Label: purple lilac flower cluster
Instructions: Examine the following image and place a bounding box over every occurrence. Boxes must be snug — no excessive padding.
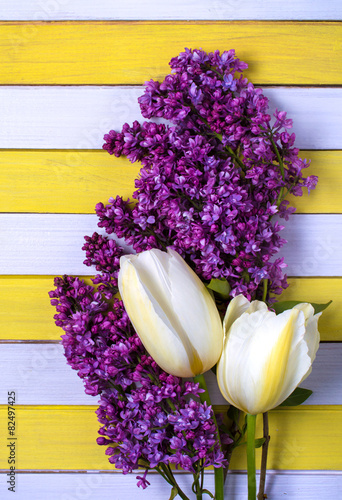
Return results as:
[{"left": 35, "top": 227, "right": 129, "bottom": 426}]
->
[
  {"left": 101, "top": 48, "right": 317, "bottom": 300},
  {"left": 50, "top": 267, "right": 228, "bottom": 487},
  {"left": 83, "top": 232, "right": 123, "bottom": 299},
  {"left": 50, "top": 48, "right": 317, "bottom": 490}
]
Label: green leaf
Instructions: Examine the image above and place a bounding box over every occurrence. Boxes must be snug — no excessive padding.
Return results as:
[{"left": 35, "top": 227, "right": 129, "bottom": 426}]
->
[
  {"left": 235, "top": 437, "right": 265, "bottom": 448},
  {"left": 312, "top": 300, "right": 333, "bottom": 314},
  {"left": 279, "top": 387, "right": 313, "bottom": 407},
  {"left": 168, "top": 486, "right": 178, "bottom": 500},
  {"left": 207, "top": 278, "right": 231, "bottom": 299},
  {"left": 273, "top": 300, "right": 332, "bottom": 315},
  {"left": 254, "top": 437, "right": 266, "bottom": 448}
]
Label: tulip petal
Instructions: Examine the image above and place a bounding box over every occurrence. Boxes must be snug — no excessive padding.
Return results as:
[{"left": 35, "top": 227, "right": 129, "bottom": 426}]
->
[
  {"left": 223, "top": 295, "right": 267, "bottom": 336},
  {"left": 270, "top": 309, "right": 313, "bottom": 408},
  {"left": 294, "top": 303, "right": 321, "bottom": 362},
  {"left": 119, "top": 256, "right": 197, "bottom": 377},
  {"left": 218, "top": 308, "right": 265, "bottom": 413},
  {"left": 166, "top": 249, "right": 223, "bottom": 374},
  {"left": 223, "top": 295, "right": 250, "bottom": 336},
  {"left": 119, "top": 249, "right": 224, "bottom": 377},
  {"left": 218, "top": 307, "right": 313, "bottom": 414}
]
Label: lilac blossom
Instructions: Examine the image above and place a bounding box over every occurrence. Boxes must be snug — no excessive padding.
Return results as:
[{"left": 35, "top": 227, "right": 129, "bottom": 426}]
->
[
  {"left": 50, "top": 274, "right": 228, "bottom": 486},
  {"left": 51, "top": 48, "right": 318, "bottom": 492},
  {"left": 101, "top": 48, "right": 317, "bottom": 301}
]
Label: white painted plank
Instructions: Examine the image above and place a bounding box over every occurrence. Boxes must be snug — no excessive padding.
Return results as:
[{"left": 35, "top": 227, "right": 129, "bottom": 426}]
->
[
  {"left": 0, "top": 471, "right": 342, "bottom": 499},
  {"left": 1, "top": 0, "right": 341, "bottom": 20},
  {"left": 0, "top": 214, "right": 129, "bottom": 275},
  {"left": 0, "top": 214, "right": 341, "bottom": 276},
  {"left": 1, "top": 86, "right": 341, "bottom": 149},
  {"left": 0, "top": 344, "right": 94, "bottom": 406},
  {"left": 278, "top": 214, "right": 342, "bottom": 277},
  {"left": 0, "top": 343, "right": 339, "bottom": 405}
]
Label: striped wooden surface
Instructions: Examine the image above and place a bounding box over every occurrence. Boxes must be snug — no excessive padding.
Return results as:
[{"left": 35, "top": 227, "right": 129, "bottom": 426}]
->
[
  {"left": 1, "top": 1, "right": 342, "bottom": 498},
  {"left": 0, "top": 405, "right": 341, "bottom": 470},
  {"left": 0, "top": 343, "right": 340, "bottom": 405},
  {"left": 1, "top": 276, "right": 341, "bottom": 341},
  {"left": 2, "top": 87, "right": 341, "bottom": 149},
  {"left": 0, "top": 149, "right": 341, "bottom": 214},
  {"left": 2, "top": 1, "right": 342, "bottom": 21},
  {"left": 1, "top": 472, "right": 342, "bottom": 500},
  {"left": 1, "top": 214, "right": 342, "bottom": 277},
  {"left": 1, "top": 22, "right": 341, "bottom": 85}
]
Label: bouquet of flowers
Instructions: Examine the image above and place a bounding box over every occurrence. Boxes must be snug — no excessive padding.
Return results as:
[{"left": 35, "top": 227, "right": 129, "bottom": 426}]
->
[{"left": 50, "top": 48, "right": 328, "bottom": 499}]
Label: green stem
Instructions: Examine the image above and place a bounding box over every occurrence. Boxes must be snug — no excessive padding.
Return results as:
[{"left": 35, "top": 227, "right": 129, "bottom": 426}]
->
[
  {"left": 189, "top": 104, "right": 246, "bottom": 172},
  {"left": 269, "top": 136, "right": 284, "bottom": 179},
  {"left": 193, "top": 474, "right": 203, "bottom": 500},
  {"left": 246, "top": 414, "right": 257, "bottom": 500},
  {"left": 269, "top": 134, "right": 286, "bottom": 207},
  {"left": 194, "top": 374, "right": 224, "bottom": 500},
  {"left": 257, "top": 412, "right": 270, "bottom": 500},
  {"left": 200, "top": 460, "right": 204, "bottom": 491},
  {"left": 215, "top": 132, "right": 245, "bottom": 170},
  {"left": 262, "top": 279, "right": 268, "bottom": 303},
  {"left": 158, "top": 464, "right": 191, "bottom": 500},
  {"left": 214, "top": 467, "right": 224, "bottom": 500}
]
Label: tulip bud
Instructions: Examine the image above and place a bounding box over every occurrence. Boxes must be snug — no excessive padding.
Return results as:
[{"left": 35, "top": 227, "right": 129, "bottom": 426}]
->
[
  {"left": 118, "top": 248, "right": 224, "bottom": 377},
  {"left": 217, "top": 295, "right": 321, "bottom": 415}
]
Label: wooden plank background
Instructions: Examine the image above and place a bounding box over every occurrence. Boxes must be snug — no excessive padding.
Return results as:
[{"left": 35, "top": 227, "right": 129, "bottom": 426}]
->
[{"left": 1, "top": 1, "right": 341, "bottom": 498}]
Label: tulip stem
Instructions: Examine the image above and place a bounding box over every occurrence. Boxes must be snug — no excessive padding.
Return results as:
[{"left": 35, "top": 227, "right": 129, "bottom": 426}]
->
[
  {"left": 257, "top": 412, "right": 270, "bottom": 500},
  {"left": 194, "top": 374, "right": 225, "bottom": 500},
  {"left": 262, "top": 279, "right": 268, "bottom": 303},
  {"left": 246, "top": 413, "right": 257, "bottom": 500}
]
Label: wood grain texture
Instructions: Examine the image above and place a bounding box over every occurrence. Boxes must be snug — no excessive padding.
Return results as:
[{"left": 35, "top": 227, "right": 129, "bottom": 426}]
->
[
  {"left": 1, "top": 471, "right": 342, "bottom": 500},
  {"left": 284, "top": 278, "right": 342, "bottom": 340},
  {"left": 0, "top": 276, "right": 90, "bottom": 341},
  {"left": 2, "top": 87, "right": 341, "bottom": 150},
  {"left": 287, "top": 151, "right": 342, "bottom": 214},
  {"left": 1, "top": 213, "right": 341, "bottom": 277},
  {"left": 0, "top": 0, "right": 340, "bottom": 497},
  {"left": 0, "top": 405, "right": 341, "bottom": 470},
  {"left": 1, "top": 276, "right": 340, "bottom": 341},
  {"left": 0, "top": 150, "right": 338, "bottom": 214},
  {"left": 0, "top": 150, "right": 140, "bottom": 213},
  {"left": 2, "top": 0, "right": 342, "bottom": 21},
  {"left": 1, "top": 22, "right": 342, "bottom": 84},
  {"left": 278, "top": 215, "right": 342, "bottom": 277},
  {"left": 0, "top": 343, "right": 339, "bottom": 405}
]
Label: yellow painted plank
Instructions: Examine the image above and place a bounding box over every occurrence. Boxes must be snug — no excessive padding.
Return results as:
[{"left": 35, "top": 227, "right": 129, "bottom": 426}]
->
[
  {"left": 1, "top": 22, "right": 341, "bottom": 84},
  {"left": 281, "top": 278, "right": 341, "bottom": 340},
  {"left": 0, "top": 405, "right": 340, "bottom": 470},
  {"left": 291, "top": 151, "right": 342, "bottom": 214},
  {"left": 231, "top": 406, "right": 342, "bottom": 470},
  {"left": 0, "top": 151, "right": 139, "bottom": 214},
  {"left": 0, "top": 276, "right": 93, "bottom": 341},
  {"left": 0, "top": 150, "right": 338, "bottom": 214},
  {"left": 1, "top": 276, "right": 341, "bottom": 340}
]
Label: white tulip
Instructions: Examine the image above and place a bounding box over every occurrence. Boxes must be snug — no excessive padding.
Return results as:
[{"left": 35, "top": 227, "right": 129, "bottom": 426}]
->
[
  {"left": 217, "top": 295, "right": 321, "bottom": 415},
  {"left": 118, "top": 248, "right": 224, "bottom": 377}
]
